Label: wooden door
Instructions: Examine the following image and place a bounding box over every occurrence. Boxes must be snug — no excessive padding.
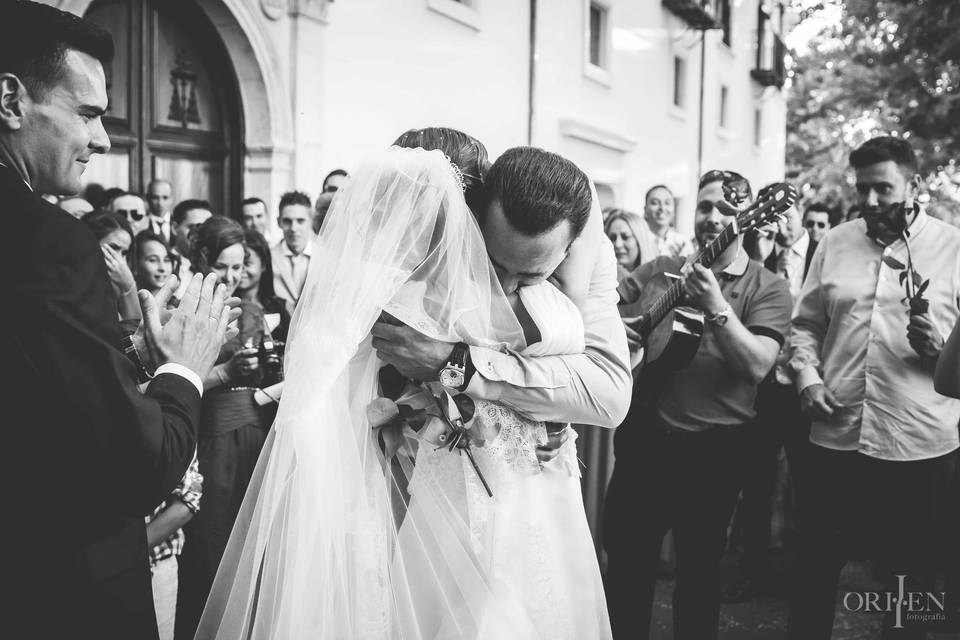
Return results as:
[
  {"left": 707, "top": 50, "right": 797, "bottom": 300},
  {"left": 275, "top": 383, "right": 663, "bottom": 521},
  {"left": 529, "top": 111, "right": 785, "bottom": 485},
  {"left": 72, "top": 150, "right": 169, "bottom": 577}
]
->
[{"left": 83, "top": 0, "right": 243, "bottom": 217}]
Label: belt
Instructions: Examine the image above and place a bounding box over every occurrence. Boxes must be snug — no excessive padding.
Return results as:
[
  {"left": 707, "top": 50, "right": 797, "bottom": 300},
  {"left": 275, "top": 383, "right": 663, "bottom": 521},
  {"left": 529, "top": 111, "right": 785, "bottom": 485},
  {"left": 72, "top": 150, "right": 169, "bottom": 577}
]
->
[{"left": 200, "top": 387, "right": 265, "bottom": 437}]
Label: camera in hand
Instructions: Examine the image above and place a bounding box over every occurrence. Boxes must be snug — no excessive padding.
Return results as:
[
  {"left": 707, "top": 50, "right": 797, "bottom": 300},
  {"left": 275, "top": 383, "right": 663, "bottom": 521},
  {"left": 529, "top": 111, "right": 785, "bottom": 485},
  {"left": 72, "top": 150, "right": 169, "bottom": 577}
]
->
[
  {"left": 243, "top": 334, "right": 284, "bottom": 387},
  {"left": 259, "top": 335, "right": 284, "bottom": 387}
]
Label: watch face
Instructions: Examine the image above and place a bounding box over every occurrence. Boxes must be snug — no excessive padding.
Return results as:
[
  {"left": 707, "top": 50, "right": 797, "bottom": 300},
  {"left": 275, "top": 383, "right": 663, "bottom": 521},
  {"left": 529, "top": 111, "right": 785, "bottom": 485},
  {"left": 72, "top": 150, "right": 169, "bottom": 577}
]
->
[{"left": 440, "top": 368, "right": 464, "bottom": 389}]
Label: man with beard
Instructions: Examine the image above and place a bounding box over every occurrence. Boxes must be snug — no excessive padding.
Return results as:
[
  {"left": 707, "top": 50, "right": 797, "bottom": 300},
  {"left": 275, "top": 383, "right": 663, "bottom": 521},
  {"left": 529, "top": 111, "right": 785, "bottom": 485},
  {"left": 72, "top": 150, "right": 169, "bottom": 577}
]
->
[
  {"left": 604, "top": 170, "right": 792, "bottom": 639},
  {"left": 788, "top": 136, "right": 960, "bottom": 639}
]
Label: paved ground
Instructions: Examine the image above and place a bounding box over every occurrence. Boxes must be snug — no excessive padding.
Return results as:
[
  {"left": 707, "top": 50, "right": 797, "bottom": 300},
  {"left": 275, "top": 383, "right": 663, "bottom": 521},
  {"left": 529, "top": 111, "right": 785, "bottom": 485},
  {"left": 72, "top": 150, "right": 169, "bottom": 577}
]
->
[{"left": 646, "top": 555, "right": 960, "bottom": 639}]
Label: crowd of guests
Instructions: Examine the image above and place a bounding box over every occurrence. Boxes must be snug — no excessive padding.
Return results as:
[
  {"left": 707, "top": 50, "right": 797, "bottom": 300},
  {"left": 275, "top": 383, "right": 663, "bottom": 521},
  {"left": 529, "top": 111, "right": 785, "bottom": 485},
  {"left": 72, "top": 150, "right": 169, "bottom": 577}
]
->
[
  {"left": 601, "top": 137, "right": 960, "bottom": 639},
  {"left": 53, "top": 135, "right": 960, "bottom": 640},
  {"left": 51, "top": 170, "right": 346, "bottom": 640}
]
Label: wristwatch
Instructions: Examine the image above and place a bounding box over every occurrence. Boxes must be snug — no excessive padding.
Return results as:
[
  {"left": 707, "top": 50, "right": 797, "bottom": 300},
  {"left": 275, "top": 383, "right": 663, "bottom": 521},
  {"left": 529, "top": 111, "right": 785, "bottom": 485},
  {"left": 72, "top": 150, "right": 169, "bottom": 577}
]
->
[
  {"left": 705, "top": 303, "right": 733, "bottom": 328},
  {"left": 120, "top": 333, "right": 155, "bottom": 384},
  {"left": 439, "top": 342, "right": 473, "bottom": 392}
]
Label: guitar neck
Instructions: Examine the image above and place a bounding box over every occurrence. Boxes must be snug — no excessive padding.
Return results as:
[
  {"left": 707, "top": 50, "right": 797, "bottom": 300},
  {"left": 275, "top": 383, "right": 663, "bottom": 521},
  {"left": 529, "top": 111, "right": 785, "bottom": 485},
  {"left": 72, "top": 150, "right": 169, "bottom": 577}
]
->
[{"left": 639, "top": 223, "right": 738, "bottom": 338}]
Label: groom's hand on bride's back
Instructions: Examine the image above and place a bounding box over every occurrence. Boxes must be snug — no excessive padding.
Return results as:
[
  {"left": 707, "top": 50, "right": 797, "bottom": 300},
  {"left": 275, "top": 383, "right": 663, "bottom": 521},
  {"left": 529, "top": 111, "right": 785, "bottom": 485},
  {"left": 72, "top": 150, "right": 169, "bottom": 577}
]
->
[
  {"left": 371, "top": 320, "right": 454, "bottom": 381},
  {"left": 536, "top": 424, "right": 571, "bottom": 463},
  {"left": 139, "top": 273, "right": 239, "bottom": 381}
]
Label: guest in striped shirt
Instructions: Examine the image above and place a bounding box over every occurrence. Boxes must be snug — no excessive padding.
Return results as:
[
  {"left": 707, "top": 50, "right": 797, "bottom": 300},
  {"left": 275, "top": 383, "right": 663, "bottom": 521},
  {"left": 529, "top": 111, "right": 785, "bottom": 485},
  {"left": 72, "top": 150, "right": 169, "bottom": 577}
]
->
[{"left": 146, "top": 456, "right": 202, "bottom": 640}]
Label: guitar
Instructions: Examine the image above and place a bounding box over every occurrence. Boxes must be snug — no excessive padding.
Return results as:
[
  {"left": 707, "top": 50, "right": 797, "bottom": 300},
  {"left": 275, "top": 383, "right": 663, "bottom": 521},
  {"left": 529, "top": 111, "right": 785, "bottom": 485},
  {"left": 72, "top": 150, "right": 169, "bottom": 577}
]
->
[{"left": 620, "top": 182, "right": 798, "bottom": 375}]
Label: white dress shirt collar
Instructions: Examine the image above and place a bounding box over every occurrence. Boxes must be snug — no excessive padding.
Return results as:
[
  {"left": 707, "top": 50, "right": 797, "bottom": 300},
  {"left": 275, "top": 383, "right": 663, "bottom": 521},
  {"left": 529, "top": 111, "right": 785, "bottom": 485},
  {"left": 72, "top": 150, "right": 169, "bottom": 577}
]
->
[
  {"left": 281, "top": 238, "right": 314, "bottom": 258},
  {"left": 0, "top": 159, "right": 33, "bottom": 192}
]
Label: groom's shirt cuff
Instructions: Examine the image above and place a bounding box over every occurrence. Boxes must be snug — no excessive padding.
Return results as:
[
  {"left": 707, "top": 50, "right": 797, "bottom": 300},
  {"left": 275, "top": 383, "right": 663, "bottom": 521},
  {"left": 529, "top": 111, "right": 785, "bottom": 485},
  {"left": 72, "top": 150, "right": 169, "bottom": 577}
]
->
[{"left": 155, "top": 363, "right": 204, "bottom": 397}]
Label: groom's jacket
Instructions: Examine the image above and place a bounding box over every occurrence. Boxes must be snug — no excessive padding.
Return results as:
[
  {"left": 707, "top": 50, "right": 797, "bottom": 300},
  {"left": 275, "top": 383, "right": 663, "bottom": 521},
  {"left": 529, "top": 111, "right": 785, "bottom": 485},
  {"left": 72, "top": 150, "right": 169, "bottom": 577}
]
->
[{"left": 0, "top": 164, "right": 201, "bottom": 639}]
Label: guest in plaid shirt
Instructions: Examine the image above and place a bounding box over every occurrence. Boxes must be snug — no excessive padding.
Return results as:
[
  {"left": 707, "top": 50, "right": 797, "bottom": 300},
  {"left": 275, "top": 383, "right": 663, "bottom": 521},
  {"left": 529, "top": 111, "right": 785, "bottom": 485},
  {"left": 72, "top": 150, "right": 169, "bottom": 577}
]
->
[{"left": 145, "top": 456, "right": 202, "bottom": 640}]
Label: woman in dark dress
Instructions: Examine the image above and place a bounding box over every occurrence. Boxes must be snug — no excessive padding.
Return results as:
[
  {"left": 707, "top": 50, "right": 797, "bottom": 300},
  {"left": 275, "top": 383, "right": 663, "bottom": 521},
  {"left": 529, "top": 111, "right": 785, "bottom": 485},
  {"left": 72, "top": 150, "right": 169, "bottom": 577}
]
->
[{"left": 175, "top": 218, "right": 282, "bottom": 639}]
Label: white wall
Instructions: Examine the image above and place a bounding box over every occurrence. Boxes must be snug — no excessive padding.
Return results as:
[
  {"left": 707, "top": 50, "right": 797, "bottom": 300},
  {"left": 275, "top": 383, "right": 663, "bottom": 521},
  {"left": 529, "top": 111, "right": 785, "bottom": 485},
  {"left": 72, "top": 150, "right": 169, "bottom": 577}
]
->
[
  {"left": 310, "top": 0, "right": 531, "bottom": 194},
  {"left": 57, "top": 0, "right": 787, "bottom": 227},
  {"left": 533, "top": 0, "right": 787, "bottom": 236}
]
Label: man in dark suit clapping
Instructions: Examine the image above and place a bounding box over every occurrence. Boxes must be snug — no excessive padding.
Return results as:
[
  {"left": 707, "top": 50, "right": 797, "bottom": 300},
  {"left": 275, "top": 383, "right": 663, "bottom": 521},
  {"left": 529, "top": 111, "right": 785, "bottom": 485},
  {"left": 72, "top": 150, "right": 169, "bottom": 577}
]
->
[{"left": 0, "top": 3, "right": 235, "bottom": 638}]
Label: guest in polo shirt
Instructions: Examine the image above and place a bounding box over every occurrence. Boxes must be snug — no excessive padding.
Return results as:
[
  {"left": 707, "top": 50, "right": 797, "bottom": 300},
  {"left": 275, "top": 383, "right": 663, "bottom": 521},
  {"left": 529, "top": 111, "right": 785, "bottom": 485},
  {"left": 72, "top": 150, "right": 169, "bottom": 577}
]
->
[
  {"left": 604, "top": 171, "right": 792, "bottom": 639},
  {"left": 788, "top": 136, "right": 960, "bottom": 639}
]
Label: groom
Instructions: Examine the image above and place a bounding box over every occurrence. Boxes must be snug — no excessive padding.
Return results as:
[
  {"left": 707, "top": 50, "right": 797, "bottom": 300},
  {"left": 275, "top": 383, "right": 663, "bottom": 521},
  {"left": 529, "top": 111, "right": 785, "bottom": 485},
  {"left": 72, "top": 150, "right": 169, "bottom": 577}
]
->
[{"left": 372, "top": 145, "right": 631, "bottom": 443}]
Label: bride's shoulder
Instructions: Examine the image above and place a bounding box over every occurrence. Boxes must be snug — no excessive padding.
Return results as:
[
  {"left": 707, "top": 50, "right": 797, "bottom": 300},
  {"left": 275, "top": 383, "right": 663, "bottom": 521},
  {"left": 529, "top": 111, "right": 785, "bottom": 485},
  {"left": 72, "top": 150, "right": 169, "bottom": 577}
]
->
[
  {"left": 522, "top": 280, "right": 577, "bottom": 311},
  {"left": 518, "top": 282, "right": 584, "bottom": 355}
]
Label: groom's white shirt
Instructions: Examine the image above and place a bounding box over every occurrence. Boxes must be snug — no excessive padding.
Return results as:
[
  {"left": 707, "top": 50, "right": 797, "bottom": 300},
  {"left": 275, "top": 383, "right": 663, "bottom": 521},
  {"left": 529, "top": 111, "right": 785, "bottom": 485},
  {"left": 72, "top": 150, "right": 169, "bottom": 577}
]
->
[{"left": 466, "top": 235, "right": 630, "bottom": 427}]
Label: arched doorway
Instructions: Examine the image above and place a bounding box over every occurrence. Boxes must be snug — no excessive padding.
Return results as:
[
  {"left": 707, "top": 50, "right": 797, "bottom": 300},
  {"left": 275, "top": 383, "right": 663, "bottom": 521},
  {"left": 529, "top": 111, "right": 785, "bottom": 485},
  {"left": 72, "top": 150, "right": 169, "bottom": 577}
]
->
[{"left": 82, "top": 0, "right": 243, "bottom": 217}]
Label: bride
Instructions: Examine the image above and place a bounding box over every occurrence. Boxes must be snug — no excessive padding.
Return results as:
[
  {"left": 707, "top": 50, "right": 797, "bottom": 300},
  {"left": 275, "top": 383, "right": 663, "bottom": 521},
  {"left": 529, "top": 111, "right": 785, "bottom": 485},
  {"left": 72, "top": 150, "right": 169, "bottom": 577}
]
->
[{"left": 195, "top": 144, "right": 611, "bottom": 639}]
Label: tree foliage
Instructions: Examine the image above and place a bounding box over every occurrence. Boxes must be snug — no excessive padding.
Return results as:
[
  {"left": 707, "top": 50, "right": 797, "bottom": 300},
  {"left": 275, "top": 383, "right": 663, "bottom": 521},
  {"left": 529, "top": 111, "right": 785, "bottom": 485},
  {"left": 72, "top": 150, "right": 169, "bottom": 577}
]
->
[{"left": 787, "top": 0, "right": 960, "bottom": 211}]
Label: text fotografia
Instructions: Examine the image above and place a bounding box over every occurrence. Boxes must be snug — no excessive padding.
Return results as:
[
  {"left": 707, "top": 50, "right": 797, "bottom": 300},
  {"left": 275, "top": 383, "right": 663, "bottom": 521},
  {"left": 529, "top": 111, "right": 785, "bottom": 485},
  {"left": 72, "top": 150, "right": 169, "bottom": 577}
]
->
[{"left": 843, "top": 576, "right": 947, "bottom": 627}]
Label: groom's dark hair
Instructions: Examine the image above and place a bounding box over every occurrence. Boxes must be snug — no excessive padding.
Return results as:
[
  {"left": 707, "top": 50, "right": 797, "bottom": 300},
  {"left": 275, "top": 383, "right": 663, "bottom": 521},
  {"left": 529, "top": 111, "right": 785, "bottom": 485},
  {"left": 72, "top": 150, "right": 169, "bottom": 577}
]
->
[{"left": 481, "top": 147, "right": 591, "bottom": 238}]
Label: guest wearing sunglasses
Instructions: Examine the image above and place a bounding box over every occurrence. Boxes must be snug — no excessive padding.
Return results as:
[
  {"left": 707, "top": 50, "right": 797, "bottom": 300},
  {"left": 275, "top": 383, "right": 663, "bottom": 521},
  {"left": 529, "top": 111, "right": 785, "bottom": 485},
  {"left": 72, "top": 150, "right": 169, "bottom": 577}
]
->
[
  {"left": 802, "top": 202, "right": 832, "bottom": 243},
  {"left": 605, "top": 170, "right": 792, "bottom": 639},
  {"left": 110, "top": 192, "right": 149, "bottom": 235}
]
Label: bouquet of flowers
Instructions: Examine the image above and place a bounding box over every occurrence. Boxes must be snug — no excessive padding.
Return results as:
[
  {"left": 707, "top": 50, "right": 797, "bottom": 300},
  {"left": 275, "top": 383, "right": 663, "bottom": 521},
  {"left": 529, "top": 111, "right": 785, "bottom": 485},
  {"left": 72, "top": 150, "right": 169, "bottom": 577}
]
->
[{"left": 366, "top": 364, "right": 493, "bottom": 497}]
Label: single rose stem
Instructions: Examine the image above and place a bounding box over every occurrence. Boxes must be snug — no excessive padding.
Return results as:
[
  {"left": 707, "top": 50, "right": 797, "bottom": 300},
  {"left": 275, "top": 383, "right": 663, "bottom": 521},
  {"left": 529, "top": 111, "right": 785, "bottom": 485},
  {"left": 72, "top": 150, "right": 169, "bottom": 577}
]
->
[{"left": 463, "top": 446, "right": 493, "bottom": 497}]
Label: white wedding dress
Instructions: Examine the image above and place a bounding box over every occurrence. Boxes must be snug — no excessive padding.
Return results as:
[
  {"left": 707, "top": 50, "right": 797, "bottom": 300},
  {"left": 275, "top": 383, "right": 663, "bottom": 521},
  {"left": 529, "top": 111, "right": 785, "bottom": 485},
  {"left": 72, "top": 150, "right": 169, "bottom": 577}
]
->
[
  {"left": 195, "top": 147, "right": 610, "bottom": 639},
  {"left": 395, "top": 282, "right": 611, "bottom": 640}
]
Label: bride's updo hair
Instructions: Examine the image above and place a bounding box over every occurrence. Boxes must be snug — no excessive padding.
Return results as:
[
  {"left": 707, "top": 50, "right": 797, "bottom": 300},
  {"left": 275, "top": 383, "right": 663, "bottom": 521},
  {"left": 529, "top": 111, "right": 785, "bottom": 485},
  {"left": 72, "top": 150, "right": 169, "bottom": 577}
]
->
[{"left": 393, "top": 127, "right": 489, "bottom": 215}]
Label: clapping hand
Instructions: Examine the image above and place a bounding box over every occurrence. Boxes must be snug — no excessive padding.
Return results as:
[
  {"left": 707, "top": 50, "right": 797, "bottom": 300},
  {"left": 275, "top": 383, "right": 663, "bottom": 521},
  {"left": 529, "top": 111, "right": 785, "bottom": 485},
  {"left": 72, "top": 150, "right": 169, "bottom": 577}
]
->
[
  {"left": 135, "top": 273, "right": 241, "bottom": 380},
  {"left": 101, "top": 244, "right": 136, "bottom": 295}
]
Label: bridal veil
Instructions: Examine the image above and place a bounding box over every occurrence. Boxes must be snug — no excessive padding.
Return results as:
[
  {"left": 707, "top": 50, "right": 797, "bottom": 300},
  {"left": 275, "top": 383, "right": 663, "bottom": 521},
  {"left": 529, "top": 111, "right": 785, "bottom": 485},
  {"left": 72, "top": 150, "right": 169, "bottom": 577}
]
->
[{"left": 196, "top": 147, "right": 526, "bottom": 639}]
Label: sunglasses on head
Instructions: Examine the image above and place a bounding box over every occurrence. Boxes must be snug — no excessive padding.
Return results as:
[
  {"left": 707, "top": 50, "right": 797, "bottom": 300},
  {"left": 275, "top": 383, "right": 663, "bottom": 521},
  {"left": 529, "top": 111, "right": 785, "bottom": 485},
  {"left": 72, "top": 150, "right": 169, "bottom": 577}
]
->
[
  {"left": 804, "top": 220, "right": 827, "bottom": 229},
  {"left": 117, "top": 209, "right": 145, "bottom": 221},
  {"left": 699, "top": 170, "right": 751, "bottom": 205}
]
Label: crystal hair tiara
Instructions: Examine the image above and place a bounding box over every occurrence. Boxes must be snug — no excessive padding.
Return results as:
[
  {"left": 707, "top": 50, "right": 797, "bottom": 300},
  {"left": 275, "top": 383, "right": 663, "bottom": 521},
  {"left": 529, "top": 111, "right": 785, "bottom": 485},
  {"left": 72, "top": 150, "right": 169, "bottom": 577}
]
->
[{"left": 445, "top": 155, "right": 468, "bottom": 193}]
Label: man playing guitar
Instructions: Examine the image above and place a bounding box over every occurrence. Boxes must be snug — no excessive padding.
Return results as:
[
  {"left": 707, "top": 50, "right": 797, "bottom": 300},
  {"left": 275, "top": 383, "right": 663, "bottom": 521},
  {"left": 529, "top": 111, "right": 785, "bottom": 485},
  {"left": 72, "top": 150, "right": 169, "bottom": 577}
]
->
[{"left": 603, "top": 171, "right": 793, "bottom": 640}]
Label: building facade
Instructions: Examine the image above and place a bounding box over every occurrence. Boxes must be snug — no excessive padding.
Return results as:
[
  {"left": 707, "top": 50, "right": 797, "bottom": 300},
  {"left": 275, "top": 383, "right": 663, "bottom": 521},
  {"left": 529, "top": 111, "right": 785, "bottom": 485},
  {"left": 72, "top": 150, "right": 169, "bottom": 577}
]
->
[{"left": 54, "top": 0, "right": 788, "bottom": 230}]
